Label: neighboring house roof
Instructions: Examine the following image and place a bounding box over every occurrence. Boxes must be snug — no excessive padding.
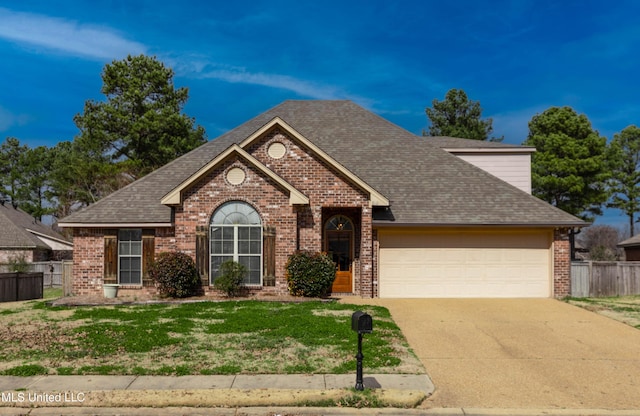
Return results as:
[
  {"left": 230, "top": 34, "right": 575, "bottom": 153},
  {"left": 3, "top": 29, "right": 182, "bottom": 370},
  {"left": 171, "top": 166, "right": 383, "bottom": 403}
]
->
[
  {"left": 427, "top": 136, "right": 536, "bottom": 156},
  {"left": 0, "top": 203, "right": 72, "bottom": 250},
  {"left": 59, "top": 100, "right": 585, "bottom": 228},
  {"left": 426, "top": 136, "right": 535, "bottom": 151},
  {"left": 618, "top": 235, "right": 640, "bottom": 248}
]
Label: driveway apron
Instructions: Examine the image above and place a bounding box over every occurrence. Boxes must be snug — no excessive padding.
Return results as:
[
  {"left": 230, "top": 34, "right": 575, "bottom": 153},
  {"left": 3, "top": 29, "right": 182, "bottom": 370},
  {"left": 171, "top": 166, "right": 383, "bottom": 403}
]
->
[{"left": 343, "top": 298, "right": 640, "bottom": 410}]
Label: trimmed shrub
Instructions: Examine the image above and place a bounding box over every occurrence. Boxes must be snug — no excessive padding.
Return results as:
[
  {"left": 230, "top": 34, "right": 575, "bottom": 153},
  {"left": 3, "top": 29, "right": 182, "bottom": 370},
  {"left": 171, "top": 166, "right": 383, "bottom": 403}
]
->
[
  {"left": 148, "top": 252, "right": 200, "bottom": 298},
  {"left": 213, "top": 260, "right": 247, "bottom": 297},
  {"left": 286, "top": 251, "right": 336, "bottom": 297}
]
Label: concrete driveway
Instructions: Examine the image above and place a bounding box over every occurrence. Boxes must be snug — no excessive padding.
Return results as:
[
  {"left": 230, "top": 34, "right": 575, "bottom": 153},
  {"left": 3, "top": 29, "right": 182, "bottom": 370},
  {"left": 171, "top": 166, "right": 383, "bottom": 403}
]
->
[{"left": 344, "top": 298, "right": 640, "bottom": 410}]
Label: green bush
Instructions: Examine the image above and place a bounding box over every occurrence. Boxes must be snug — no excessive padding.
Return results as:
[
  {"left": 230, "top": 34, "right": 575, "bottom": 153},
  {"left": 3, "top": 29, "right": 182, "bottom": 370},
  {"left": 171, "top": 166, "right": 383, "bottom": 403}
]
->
[
  {"left": 213, "top": 260, "right": 247, "bottom": 297},
  {"left": 286, "top": 251, "right": 336, "bottom": 297},
  {"left": 148, "top": 252, "right": 201, "bottom": 298},
  {"left": 7, "top": 254, "right": 29, "bottom": 273}
]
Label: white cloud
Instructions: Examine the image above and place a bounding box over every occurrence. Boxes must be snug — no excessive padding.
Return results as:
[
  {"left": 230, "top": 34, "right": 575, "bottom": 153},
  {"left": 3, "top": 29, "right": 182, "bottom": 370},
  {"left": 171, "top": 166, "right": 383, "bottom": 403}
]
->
[
  {"left": 0, "top": 105, "right": 30, "bottom": 132},
  {"left": 0, "top": 7, "right": 146, "bottom": 60},
  {"left": 175, "top": 58, "right": 375, "bottom": 106},
  {"left": 203, "top": 68, "right": 343, "bottom": 100}
]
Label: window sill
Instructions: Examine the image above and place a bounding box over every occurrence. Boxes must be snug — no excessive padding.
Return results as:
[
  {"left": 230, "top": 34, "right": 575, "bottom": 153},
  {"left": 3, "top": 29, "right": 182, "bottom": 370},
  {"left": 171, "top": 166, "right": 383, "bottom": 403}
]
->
[{"left": 117, "top": 284, "right": 143, "bottom": 289}]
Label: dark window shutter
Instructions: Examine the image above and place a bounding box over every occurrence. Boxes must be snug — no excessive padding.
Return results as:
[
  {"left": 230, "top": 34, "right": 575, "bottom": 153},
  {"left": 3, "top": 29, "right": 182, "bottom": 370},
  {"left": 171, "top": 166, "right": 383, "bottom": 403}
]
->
[
  {"left": 264, "top": 226, "right": 276, "bottom": 286},
  {"left": 196, "top": 226, "right": 209, "bottom": 284},
  {"left": 142, "top": 229, "right": 155, "bottom": 286},
  {"left": 104, "top": 231, "right": 117, "bottom": 284}
]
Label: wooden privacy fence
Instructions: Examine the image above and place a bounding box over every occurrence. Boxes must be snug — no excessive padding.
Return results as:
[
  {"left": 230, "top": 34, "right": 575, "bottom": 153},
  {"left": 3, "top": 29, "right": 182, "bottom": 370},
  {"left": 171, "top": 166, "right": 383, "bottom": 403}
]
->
[
  {"left": 571, "top": 261, "right": 640, "bottom": 297},
  {"left": 0, "top": 272, "right": 44, "bottom": 302},
  {"left": 0, "top": 261, "right": 72, "bottom": 295}
]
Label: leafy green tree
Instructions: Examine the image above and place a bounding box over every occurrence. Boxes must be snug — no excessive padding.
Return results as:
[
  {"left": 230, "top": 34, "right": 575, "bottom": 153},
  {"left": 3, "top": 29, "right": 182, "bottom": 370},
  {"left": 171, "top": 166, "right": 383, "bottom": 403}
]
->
[
  {"left": 73, "top": 54, "right": 206, "bottom": 179},
  {"left": 425, "top": 88, "right": 503, "bottom": 141},
  {"left": 48, "top": 140, "right": 127, "bottom": 219},
  {"left": 524, "top": 106, "right": 608, "bottom": 222},
  {"left": 607, "top": 125, "right": 640, "bottom": 236},
  {"left": 17, "top": 145, "right": 55, "bottom": 221},
  {"left": 0, "top": 137, "right": 28, "bottom": 206}
]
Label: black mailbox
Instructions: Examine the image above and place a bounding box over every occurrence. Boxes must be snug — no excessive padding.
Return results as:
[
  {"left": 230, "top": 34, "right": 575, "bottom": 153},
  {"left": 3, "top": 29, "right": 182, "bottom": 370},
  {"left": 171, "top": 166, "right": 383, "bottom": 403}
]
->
[{"left": 351, "top": 311, "right": 373, "bottom": 334}]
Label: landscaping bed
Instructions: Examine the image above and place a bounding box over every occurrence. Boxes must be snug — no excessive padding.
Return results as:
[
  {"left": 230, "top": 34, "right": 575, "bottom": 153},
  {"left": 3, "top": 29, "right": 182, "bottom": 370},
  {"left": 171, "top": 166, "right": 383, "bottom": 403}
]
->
[{"left": 0, "top": 295, "right": 424, "bottom": 377}]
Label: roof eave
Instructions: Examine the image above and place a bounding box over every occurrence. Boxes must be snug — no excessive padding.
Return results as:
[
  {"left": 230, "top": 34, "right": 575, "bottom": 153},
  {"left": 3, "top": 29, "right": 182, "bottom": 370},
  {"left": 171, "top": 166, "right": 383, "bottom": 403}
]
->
[
  {"left": 25, "top": 229, "right": 72, "bottom": 245},
  {"left": 57, "top": 222, "right": 174, "bottom": 228},
  {"left": 443, "top": 147, "right": 536, "bottom": 154},
  {"left": 372, "top": 221, "right": 587, "bottom": 228},
  {"left": 0, "top": 244, "right": 39, "bottom": 249}
]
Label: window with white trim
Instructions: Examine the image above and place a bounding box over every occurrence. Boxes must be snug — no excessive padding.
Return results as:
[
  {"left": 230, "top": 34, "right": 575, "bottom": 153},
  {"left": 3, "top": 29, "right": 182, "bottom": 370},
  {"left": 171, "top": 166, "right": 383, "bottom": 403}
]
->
[
  {"left": 210, "top": 201, "right": 262, "bottom": 285},
  {"left": 118, "top": 229, "right": 142, "bottom": 285}
]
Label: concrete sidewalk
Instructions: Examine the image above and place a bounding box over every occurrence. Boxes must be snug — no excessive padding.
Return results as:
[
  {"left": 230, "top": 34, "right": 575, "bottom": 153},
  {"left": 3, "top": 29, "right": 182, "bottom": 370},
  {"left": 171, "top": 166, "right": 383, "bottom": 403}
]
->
[
  {"left": 0, "top": 373, "right": 433, "bottom": 392},
  {"left": 2, "top": 375, "right": 639, "bottom": 415},
  {"left": 3, "top": 406, "right": 640, "bottom": 416},
  {"left": 0, "top": 374, "right": 432, "bottom": 413}
]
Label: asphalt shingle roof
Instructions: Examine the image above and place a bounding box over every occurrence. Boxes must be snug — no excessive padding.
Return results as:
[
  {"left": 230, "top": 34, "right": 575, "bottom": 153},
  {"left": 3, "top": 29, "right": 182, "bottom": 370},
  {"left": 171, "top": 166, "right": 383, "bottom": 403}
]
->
[
  {"left": 59, "top": 100, "right": 584, "bottom": 227},
  {"left": 0, "top": 203, "right": 70, "bottom": 248},
  {"left": 426, "top": 136, "right": 535, "bottom": 150},
  {"left": 618, "top": 235, "right": 640, "bottom": 247}
]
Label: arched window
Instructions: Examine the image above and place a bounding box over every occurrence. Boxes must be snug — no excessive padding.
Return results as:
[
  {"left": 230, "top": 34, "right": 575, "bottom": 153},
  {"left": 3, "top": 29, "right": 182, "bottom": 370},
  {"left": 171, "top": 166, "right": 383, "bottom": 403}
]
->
[
  {"left": 210, "top": 201, "right": 262, "bottom": 285},
  {"left": 325, "top": 215, "right": 353, "bottom": 231}
]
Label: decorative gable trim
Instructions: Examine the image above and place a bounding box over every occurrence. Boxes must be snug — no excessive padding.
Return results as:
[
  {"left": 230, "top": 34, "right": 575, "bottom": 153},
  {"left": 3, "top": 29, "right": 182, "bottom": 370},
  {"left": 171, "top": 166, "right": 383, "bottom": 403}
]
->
[
  {"left": 161, "top": 144, "right": 309, "bottom": 206},
  {"left": 239, "top": 117, "right": 390, "bottom": 207}
]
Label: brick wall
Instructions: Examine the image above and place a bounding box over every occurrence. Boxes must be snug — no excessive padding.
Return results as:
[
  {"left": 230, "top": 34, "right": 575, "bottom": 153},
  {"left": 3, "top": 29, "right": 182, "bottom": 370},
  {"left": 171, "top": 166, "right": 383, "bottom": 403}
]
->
[
  {"left": 71, "top": 227, "right": 175, "bottom": 296},
  {"left": 71, "top": 228, "right": 106, "bottom": 295},
  {"left": 69, "top": 126, "right": 374, "bottom": 297},
  {"left": 176, "top": 158, "right": 297, "bottom": 295},
  {"left": 246, "top": 129, "right": 372, "bottom": 296},
  {"left": 553, "top": 228, "right": 571, "bottom": 297}
]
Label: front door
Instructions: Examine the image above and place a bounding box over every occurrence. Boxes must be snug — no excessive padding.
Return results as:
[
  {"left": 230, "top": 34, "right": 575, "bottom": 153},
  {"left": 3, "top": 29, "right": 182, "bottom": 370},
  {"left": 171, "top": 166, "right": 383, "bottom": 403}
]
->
[{"left": 326, "top": 230, "right": 353, "bottom": 292}]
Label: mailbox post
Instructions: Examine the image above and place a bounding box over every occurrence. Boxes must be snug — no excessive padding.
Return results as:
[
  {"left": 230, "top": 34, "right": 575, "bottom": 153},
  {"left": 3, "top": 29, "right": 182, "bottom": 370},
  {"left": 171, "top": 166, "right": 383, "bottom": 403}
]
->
[{"left": 351, "top": 311, "right": 373, "bottom": 391}]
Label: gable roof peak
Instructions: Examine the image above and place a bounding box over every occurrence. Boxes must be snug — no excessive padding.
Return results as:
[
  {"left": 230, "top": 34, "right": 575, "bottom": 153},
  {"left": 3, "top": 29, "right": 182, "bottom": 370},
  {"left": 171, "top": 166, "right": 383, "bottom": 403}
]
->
[{"left": 161, "top": 143, "right": 309, "bottom": 206}]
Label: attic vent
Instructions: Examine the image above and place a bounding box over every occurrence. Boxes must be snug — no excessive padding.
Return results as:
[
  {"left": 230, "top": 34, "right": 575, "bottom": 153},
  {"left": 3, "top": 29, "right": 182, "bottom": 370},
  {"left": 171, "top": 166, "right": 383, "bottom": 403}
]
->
[
  {"left": 226, "top": 167, "right": 246, "bottom": 186},
  {"left": 268, "top": 142, "right": 286, "bottom": 159}
]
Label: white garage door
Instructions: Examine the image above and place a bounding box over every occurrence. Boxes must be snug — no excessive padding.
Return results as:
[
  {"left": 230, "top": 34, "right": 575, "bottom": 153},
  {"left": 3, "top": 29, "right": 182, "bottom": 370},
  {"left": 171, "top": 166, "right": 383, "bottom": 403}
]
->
[{"left": 378, "top": 229, "right": 552, "bottom": 298}]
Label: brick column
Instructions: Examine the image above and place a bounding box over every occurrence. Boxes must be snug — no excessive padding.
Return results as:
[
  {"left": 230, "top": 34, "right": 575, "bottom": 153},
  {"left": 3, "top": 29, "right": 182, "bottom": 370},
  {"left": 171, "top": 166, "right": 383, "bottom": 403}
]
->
[
  {"left": 553, "top": 228, "right": 571, "bottom": 298},
  {"left": 359, "top": 206, "right": 373, "bottom": 298}
]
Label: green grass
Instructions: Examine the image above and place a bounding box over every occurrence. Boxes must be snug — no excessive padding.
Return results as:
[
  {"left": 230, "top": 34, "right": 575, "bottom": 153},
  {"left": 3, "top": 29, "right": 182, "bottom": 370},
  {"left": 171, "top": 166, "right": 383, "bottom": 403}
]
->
[
  {"left": 567, "top": 295, "right": 640, "bottom": 329},
  {"left": 43, "top": 288, "right": 63, "bottom": 299},
  {"left": 3, "top": 364, "right": 48, "bottom": 376},
  {"left": 298, "top": 388, "right": 411, "bottom": 408},
  {"left": 0, "top": 300, "right": 423, "bottom": 376}
]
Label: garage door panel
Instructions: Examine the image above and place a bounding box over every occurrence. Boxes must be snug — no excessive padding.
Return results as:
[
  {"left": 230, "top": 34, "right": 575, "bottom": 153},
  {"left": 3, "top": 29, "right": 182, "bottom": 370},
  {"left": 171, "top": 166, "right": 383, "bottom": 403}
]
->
[{"left": 379, "top": 230, "right": 551, "bottom": 298}]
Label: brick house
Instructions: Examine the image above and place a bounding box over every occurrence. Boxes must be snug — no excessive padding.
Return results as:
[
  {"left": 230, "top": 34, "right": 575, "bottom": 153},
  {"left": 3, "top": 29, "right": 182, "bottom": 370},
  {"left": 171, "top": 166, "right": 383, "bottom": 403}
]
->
[{"left": 58, "top": 100, "right": 584, "bottom": 298}]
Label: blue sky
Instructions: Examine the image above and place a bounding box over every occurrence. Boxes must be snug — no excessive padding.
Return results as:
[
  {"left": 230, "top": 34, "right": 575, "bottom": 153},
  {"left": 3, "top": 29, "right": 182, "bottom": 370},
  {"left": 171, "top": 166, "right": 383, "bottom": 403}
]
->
[{"left": 1, "top": 1, "right": 639, "bottom": 229}]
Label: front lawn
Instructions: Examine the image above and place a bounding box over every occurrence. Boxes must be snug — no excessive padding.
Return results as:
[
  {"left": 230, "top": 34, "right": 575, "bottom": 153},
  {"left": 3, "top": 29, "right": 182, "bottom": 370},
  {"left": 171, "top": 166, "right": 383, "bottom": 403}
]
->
[
  {"left": 567, "top": 295, "right": 640, "bottom": 329},
  {"left": 0, "top": 299, "right": 423, "bottom": 376}
]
